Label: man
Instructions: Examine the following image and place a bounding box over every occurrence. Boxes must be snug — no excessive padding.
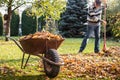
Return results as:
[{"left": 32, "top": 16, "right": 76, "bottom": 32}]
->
[{"left": 78, "top": 0, "right": 107, "bottom": 53}]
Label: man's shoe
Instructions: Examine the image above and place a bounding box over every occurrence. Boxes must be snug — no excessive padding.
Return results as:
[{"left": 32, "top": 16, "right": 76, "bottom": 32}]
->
[
  {"left": 78, "top": 51, "right": 82, "bottom": 54},
  {"left": 78, "top": 49, "right": 83, "bottom": 53},
  {"left": 76, "top": 51, "right": 82, "bottom": 57}
]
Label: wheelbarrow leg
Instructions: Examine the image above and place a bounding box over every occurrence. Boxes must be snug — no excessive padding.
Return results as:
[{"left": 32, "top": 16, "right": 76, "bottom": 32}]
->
[
  {"left": 24, "top": 54, "right": 31, "bottom": 69},
  {"left": 21, "top": 53, "right": 31, "bottom": 69},
  {"left": 21, "top": 53, "right": 25, "bottom": 69}
]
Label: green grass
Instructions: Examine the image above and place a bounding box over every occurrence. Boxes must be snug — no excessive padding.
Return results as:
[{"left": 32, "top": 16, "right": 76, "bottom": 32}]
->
[
  {"left": 0, "top": 36, "right": 120, "bottom": 80},
  {"left": 58, "top": 38, "right": 120, "bottom": 54}
]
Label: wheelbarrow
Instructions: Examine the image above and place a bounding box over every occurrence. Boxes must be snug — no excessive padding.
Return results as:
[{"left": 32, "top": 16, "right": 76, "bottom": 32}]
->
[{"left": 7, "top": 37, "right": 64, "bottom": 78}]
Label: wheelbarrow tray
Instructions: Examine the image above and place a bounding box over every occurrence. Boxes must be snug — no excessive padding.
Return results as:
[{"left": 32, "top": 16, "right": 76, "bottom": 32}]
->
[{"left": 19, "top": 38, "right": 64, "bottom": 55}]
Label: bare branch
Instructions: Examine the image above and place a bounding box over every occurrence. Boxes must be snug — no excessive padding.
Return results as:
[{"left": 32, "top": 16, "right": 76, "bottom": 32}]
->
[{"left": 12, "top": 2, "right": 25, "bottom": 12}]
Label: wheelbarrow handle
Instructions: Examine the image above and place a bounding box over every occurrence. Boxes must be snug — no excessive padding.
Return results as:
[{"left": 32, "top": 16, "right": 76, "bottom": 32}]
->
[{"left": 7, "top": 37, "right": 24, "bottom": 52}]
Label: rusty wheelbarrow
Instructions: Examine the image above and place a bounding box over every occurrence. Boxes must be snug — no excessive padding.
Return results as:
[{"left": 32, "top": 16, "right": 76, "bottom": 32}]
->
[{"left": 8, "top": 37, "right": 64, "bottom": 78}]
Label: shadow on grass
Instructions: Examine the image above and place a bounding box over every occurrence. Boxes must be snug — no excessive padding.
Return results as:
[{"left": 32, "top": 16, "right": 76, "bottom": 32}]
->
[
  {"left": 0, "top": 59, "right": 21, "bottom": 64},
  {"left": 0, "top": 57, "right": 39, "bottom": 64},
  {"left": 0, "top": 58, "right": 48, "bottom": 80},
  {"left": 0, "top": 74, "right": 47, "bottom": 80}
]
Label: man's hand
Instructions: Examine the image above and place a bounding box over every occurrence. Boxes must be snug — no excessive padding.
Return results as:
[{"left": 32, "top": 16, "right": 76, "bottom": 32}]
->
[{"left": 101, "top": 20, "right": 107, "bottom": 26}]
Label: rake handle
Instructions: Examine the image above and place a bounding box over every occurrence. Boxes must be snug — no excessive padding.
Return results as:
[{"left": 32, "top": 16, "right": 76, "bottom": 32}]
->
[{"left": 102, "top": 2, "right": 107, "bottom": 51}]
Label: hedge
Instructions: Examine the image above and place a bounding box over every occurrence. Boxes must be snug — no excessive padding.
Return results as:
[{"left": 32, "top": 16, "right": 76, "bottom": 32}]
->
[
  {"left": 10, "top": 11, "right": 20, "bottom": 36},
  {"left": 21, "top": 8, "right": 37, "bottom": 35},
  {"left": 38, "top": 15, "right": 45, "bottom": 31},
  {"left": 0, "top": 13, "right": 3, "bottom": 36},
  {"left": 107, "top": 12, "right": 120, "bottom": 38}
]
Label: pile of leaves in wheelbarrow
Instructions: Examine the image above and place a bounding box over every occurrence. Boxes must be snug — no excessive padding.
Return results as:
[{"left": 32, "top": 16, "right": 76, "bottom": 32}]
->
[
  {"left": 19, "top": 31, "right": 63, "bottom": 41},
  {"left": 60, "top": 46, "right": 120, "bottom": 79}
]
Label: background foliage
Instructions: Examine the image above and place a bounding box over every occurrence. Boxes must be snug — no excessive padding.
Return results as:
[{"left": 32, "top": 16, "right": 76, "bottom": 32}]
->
[
  {"left": 10, "top": 11, "right": 20, "bottom": 36},
  {"left": 32, "top": 0, "right": 66, "bottom": 31},
  {"left": 21, "top": 8, "right": 37, "bottom": 35},
  {"left": 106, "top": 0, "right": 120, "bottom": 39},
  {"left": 0, "top": 0, "right": 120, "bottom": 39},
  {"left": 0, "top": 13, "right": 3, "bottom": 36},
  {"left": 107, "top": 13, "right": 120, "bottom": 38},
  {"left": 59, "top": 0, "right": 87, "bottom": 38},
  {"left": 38, "top": 16, "right": 45, "bottom": 31},
  {"left": 0, "top": 0, "right": 27, "bottom": 41}
]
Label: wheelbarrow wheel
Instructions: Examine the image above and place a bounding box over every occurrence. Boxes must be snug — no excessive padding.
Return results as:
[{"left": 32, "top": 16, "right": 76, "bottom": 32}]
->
[{"left": 43, "top": 49, "right": 60, "bottom": 78}]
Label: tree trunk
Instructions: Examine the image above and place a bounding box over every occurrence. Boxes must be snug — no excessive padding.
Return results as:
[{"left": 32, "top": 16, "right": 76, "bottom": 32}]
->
[{"left": 5, "top": 0, "right": 12, "bottom": 41}]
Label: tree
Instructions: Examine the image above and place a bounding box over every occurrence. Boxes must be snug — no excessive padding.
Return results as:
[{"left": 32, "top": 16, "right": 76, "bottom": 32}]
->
[
  {"left": 0, "top": 13, "right": 3, "bottom": 36},
  {"left": 104, "top": 0, "right": 120, "bottom": 39},
  {"left": 22, "top": 8, "right": 37, "bottom": 35},
  {"left": 32, "top": 0, "right": 66, "bottom": 33},
  {"left": 10, "top": 11, "right": 20, "bottom": 36},
  {"left": 0, "top": 0, "right": 27, "bottom": 41},
  {"left": 38, "top": 15, "right": 45, "bottom": 31},
  {"left": 58, "top": 0, "right": 87, "bottom": 38},
  {"left": 107, "top": 0, "right": 120, "bottom": 13}
]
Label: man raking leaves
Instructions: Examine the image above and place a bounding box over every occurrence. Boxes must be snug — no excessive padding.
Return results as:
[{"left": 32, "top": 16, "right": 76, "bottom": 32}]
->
[{"left": 78, "top": 0, "right": 107, "bottom": 54}]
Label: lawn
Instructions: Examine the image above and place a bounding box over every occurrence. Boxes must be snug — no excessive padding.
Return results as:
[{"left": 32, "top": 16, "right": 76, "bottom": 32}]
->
[
  {"left": 0, "top": 36, "right": 120, "bottom": 80},
  {"left": 58, "top": 38, "right": 120, "bottom": 54}
]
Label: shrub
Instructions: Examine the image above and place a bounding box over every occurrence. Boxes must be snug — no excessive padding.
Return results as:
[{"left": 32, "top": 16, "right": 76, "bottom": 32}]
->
[
  {"left": 10, "top": 11, "right": 20, "bottom": 36},
  {"left": 38, "top": 16, "right": 45, "bottom": 31},
  {"left": 21, "top": 8, "right": 37, "bottom": 35},
  {"left": 0, "top": 13, "right": 3, "bottom": 36},
  {"left": 107, "top": 12, "right": 120, "bottom": 38}
]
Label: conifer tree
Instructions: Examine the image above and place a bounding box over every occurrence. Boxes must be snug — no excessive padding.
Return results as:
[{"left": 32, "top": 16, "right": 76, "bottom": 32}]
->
[
  {"left": 22, "top": 8, "right": 37, "bottom": 35},
  {"left": 0, "top": 13, "right": 3, "bottom": 36},
  {"left": 10, "top": 11, "right": 20, "bottom": 36},
  {"left": 59, "top": 0, "right": 87, "bottom": 37}
]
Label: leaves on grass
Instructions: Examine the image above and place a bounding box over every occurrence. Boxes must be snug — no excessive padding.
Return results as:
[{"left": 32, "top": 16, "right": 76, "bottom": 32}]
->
[
  {"left": 0, "top": 46, "right": 120, "bottom": 79},
  {"left": 0, "top": 65, "right": 27, "bottom": 77},
  {"left": 60, "top": 46, "right": 120, "bottom": 79}
]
